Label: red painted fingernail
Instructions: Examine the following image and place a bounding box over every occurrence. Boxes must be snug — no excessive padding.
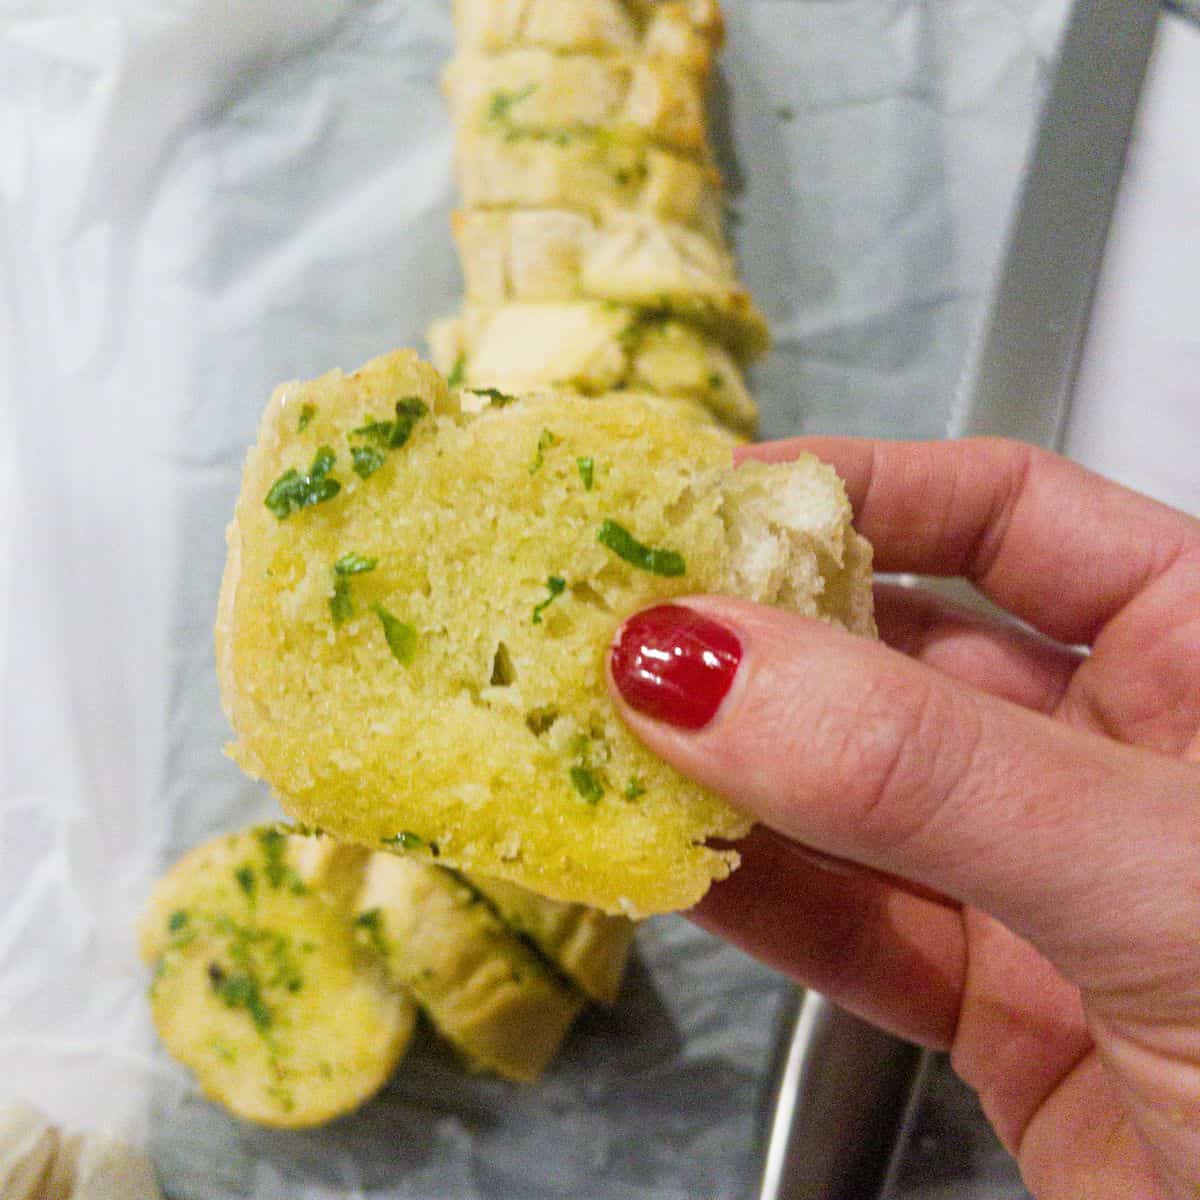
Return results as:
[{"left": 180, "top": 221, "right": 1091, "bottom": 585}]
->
[{"left": 610, "top": 604, "right": 742, "bottom": 730}]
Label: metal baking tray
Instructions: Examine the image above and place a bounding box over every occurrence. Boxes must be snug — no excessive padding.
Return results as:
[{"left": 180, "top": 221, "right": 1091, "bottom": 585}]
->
[{"left": 0, "top": 1, "right": 1158, "bottom": 1196}]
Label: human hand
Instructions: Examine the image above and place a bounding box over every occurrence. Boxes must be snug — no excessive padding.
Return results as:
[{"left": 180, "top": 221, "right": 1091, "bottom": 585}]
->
[{"left": 606, "top": 438, "right": 1200, "bottom": 1200}]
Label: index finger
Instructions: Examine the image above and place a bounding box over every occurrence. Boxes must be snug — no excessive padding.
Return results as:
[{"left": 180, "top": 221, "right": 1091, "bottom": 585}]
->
[{"left": 739, "top": 436, "right": 1200, "bottom": 646}]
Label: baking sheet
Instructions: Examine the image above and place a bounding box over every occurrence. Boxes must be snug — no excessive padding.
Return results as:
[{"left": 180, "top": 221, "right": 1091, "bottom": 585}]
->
[{"left": 0, "top": 1, "right": 1068, "bottom": 1195}]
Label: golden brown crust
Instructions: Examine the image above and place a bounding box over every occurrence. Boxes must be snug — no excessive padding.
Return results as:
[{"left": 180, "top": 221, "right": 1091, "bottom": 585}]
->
[{"left": 355, "top": 856, "right": 584, "bottom": 1081}]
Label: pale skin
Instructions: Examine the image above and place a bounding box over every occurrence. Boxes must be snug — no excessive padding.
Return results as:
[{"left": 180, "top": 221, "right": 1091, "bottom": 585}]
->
[{"left": 608, "top": 438, "right": 1200, "bottom": 1200}]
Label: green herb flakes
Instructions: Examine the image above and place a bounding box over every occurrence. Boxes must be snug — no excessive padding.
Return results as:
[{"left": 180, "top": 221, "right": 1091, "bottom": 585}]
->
[
  {"left": 596, "top": 519, "right": 686, "bottom": 577},
  {"left": 348, "top": 398, "right": 428, "bottom": 479},
  {"left": 297, "top": 403, "right": 316, "bottom": 432},
  {"left": 354, "top": 908, "right": 389, "bottom": 958},
  {"left": 351, "top": 444, "right": 386, "bottom": 479},
  {"left": 352, "top": 396, "right": 428, "bottom": 449},
  {"left": 208, "top": 963, "right": 272, "bottom": 1033},
  {"left": 234, "top": 865, "right": 256, "bottom": 899},
  {"left": 624, "top": 778, "right": 647, "bottom": 800},
  {"left": 387, "top": 397, "right": 428, "bottom": 448},
  {"left": 530, "top": 428, "right": 558, "bottom": 473},
  {"left": 618, "top": 307, "right": 670, "bottom": 354},
  {"left": 382, "top": 831, "right": 428, "bottom": 852},
  {"left": 336, "top": 553, "right": 377, "bottom": 576},
  {"left": 330, "top": 553, "right": 378, "bottom": 625},
  {"left": 373, "top": 605, "right": 418, "bottom": 667},
  {"left": 487, "top": 82, "right": 537, "bottom": 124},
  {"left": 329, "top": 579, "right": 354, "bottom": 625},
  {"left": 264, "top": 447, "right": 341, "bottom": 520},
  {"left": 167, "top": 909, "right": 189, "bottom": 933},
  {"left": 576, "top": 456, "right": 595, "bottom": 490},
  {"left": 569, "top": 765, "right": 604, "bottom": 804},
  {"left": 256, "top": 827, "right": 308, "bottom": 894},
  {"left": 532, "top": 576, "right": 566, "bottom": 625},
  {"left": 466, "top": 387, "right": 517, "bottom": 407},
  {"left": 446, "top": 354, "right": 467, "bottom": 389}
]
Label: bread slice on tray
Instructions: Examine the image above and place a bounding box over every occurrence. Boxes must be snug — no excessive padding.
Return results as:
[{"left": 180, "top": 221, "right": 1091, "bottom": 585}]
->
[
  {"left": 453, "top": 210, "right": 770, "bottom": 360},
  {"left": 428, "top": 302, "right": 758, "bottom": 434}
]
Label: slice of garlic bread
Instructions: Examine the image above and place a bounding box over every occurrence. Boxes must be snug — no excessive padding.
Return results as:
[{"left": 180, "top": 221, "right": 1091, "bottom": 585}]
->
[
  {"left": 452, "top": 210, "right": 770, "bottom": 360},
  {"left": 456, "top": 131, "right": 725, "bottom": 243},
  {"left": 140, "top": 828, "right": 415, "bottom": 1128},
  {"left": 354, "top": 855, "right": 584, "bottom": 1082},
  {"left": 218, "top": 351, "right": 873, "bottom": 915},
  {"left": 453, "top": 0, "right": 723, "bottom": 74},
  {"left": 445, "top": 50, "right": 710, "bottom": 158},
  {"left": 469, "top": 875, "right": 635, "bottom": 1004},
  {"left": 44, "top": 1132, "right": 165, "bottom": 1200},
  {"left": 0, "top": 1105, "right": 57, "bottom": 1200},
  {"left": 429, "top": 303, "right": 757, "bottom": 434}
]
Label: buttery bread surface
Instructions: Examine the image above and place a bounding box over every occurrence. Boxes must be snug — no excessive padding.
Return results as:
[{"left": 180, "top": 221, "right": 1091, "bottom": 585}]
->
[
  {"left": 140, "top": 828, "right": 415, "bottom": 1128},
  {"left": 218, "top": 350, "right": 873, "bottom": 916}
]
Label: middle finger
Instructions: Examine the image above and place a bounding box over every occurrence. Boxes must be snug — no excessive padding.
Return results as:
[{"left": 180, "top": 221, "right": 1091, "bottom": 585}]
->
[{"left": 874, "top": 583, "right": 1083, "bottom": 713}]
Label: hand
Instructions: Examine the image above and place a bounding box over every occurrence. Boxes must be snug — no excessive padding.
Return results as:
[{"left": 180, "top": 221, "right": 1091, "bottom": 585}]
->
[{"left": 606, "top": 438, "right": 1200, "bottom": 1200}]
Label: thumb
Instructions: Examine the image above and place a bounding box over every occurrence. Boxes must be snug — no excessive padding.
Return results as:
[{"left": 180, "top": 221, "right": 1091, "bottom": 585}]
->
[{"left": 607, "top": 599, "right": 1200, "bottom": 993}]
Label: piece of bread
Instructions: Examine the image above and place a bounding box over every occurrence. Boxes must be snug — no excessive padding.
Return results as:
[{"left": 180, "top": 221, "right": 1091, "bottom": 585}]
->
[
  {"left": 0, "top": 1107, "right": 165, "bottom": 1200},
  {"left": 44, "top": 1132, "right": 165, "bottom": 1200},
  {"left": 217, "top": 350, "right": 874, "bottom": 916},
  {"left": 0, "top": 1104, "right": 57, "bottom": 1200},
  {"left": 444, "top": 49, "right": 710, "bottom": 158},
  {"left": 453, "top": 0, "right": 723, "bottom": 73},
  {"left": 452, "top": 210, "right": 770, "bottom": 360},
  {"left": 455, "top": 131, "right": 725, "bottom": 243},
  {"left": 469, "top": 874, "right": 635, "bottom": 1004},
  {"left": 288, "top": 832, "right": 633, "bottom": 1009},
  {"left": 354, "top": 856, "right": 584, "bottom": 1082},
  {"left": 140, "top": 828, "right": 416, "bottom": 1128},
  {"left": 428, "top": 302, "right": 757, "bottom": 434}
]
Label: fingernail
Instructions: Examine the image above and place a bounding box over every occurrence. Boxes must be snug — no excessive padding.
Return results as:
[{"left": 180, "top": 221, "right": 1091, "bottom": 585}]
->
[{"left": 610, "top": 604, "right": 742, "bottom": 730}]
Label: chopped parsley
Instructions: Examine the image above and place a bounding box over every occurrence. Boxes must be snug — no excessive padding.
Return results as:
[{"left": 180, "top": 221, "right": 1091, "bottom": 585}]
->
[
  {"left": 208, "top": 963, "right": 272, "bottom": 1033},
  {"left": 466, "top": 387, "right": 517, "bottom": 408},
  {"left": 297, "top": 403, "right": 316, "bottom": 432},
  {"left": 530, "top": 428, "right": 558, "bottom": 473},
  {"left": 167, "top": 909, "right": 189, "bottom": 934},
  {"left": 532, "top": 576, "right": 566, "bottom": 625},
  {"left": 264, "top": 447, "right": 341, "bottom": 519},
  {"left": 353, "top": 908, "right": 389, "bottom": 959},
  {"left": 447, "top": 354, "right": 467, "bottom": 389},
  {"left": 382, "top": 831, "right": 435, "bottom": 854},
  {"left": 352, "top": 396, "right": 428, "bottom": 451},
  {"left": 618, "top": 307, "right": 670, "bottom": 353},
  {"left": 707, "top": 372, "right": 723, "bottom": 389},
  {"left": 569, "top": 765, "right": 604, "bottom": 804},
  {"left": 373, "top": 605, "right": 418, "bottom": 666},
  {"left": 256, "top": 827, "right": 308, "bottom": 895},
  {"left": 624, "top": 778, "right": 647, "bottom": 800},
  {"left": 330, "top": 553, "right": 378, "bottom": 625},
  {"left": 576, "top": 456, "right": 595, "bottom": 490},
  {"left": 487, "top": 83, "right": 537, "bottom": 124},
  {"left": 351, "top": 444, "right": 386, "bottom": 479},
  {"left": 596, "top": 519, "right": 686, "bottom": 577},
  {"left": 504, "top": 127, "right": 574, "bottom": 146},
  {"left": 336, "top": 552, "right": 378, "bottom": 576},
  {"left": 234, "top": 865, "right": 256, "bottom": 899}
]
